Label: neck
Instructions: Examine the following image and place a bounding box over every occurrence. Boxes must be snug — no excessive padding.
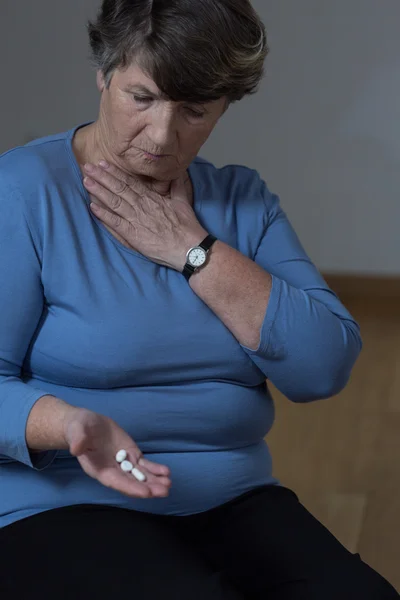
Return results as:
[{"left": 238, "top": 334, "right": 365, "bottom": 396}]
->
[{"left": 74, "top": 121, "right": 172, "bottom": 196}]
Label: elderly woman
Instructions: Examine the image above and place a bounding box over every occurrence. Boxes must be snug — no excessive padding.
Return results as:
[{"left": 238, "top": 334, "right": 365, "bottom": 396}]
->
[{"left": 0, "top": 1, "right": 398, "bottom": 598}]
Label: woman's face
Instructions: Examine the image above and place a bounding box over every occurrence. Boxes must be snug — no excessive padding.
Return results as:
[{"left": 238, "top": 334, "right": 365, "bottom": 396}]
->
[{"left": 96, "top": 62, "right": 228, "bottom": 181}]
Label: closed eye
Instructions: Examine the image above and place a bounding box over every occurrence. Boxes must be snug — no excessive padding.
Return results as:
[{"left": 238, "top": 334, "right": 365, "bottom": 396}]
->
[
  {"left": 186, "top": 107, "right": 205, "bottom": 118},
  {"left": 133, "top": 93, "right": 206, "bottom": 119},
  {"left": 133, "top": 95, "right": 152, "bottom": 104},
  {"left": 186, "top": 106, "right": 206, "bottom": 119}
]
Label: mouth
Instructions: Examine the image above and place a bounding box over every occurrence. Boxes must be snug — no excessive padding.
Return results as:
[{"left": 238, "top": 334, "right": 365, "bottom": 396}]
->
[{"left": 141, "top": 150, "right": 168, "bottom": 160}]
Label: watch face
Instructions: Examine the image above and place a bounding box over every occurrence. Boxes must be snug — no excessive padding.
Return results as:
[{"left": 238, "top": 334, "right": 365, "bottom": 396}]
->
[{"left": 188, "top": 247, "right": 207, "bottom": 267}]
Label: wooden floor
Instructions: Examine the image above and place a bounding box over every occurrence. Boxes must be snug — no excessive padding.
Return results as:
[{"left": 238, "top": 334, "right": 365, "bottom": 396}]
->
[{"left": 267, "top": 295, "right": 400, "bottom": 591}]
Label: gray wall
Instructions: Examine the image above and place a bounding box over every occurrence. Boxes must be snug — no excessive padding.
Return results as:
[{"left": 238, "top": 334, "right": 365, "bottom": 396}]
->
[
  {"left": 0, "top": 0, "right": 99, "bottom": 150},
  {"left": 1, "top": 1, "right": 399, "bottom": 274},
  {"left": 203, "top": 0, "right": 400, "bottom": 275}
]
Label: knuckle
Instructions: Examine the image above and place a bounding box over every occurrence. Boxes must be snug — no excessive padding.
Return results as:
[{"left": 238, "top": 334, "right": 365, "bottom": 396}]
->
[
  {"left": 110, "top": 193, "right": 122, "bottom": 210},
  {"left": 114, "top": 180, "right": 128, "bottom": 195},
  {"left": 110, "top": 212, "right": 122, "bottom": 228}
]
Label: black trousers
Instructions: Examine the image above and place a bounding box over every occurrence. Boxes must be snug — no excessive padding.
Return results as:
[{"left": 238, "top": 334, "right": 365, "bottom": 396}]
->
[{"left": 0, "top": 485, "right": 398, "bottom": 599}]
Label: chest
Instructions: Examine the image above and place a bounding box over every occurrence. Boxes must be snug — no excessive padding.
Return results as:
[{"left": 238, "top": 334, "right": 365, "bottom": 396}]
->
[{"left": 29, "top": 224, "right": 262, "bottom": 389}]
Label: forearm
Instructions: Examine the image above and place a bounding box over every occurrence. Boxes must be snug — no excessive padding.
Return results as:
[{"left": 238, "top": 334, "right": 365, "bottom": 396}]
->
[
  {"left": 189, "top": 240, "right": 272, "bottom": 349},
  {"left": 188, "top": 240, "right": 361, "bottom": 401},
  {"left": 26, "top": 395, "right": 78, "bottom": 451}
]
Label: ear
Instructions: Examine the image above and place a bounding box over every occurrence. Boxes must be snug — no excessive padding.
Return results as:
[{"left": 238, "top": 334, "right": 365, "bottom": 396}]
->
[{"left": 96, "top": 71, "right": 106, "bottom": 93}]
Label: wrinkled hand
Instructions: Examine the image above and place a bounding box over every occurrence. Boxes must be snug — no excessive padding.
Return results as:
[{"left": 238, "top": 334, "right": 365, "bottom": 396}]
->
[
  {"left": 83, "top": 161, "right": 207, "bottom": 271},
  {"left": 64, "top": 407, "right": 172, "bottom": 499}
]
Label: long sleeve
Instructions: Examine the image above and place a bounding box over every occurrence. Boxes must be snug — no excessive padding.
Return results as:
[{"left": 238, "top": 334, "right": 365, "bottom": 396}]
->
[
  {"left": 0, "top": 167, "right": 57, "bottom": 469},
  {"left": 240, "top": 178, "right": 362, "bottom": 402},
  {"left": 0, "top": 131, "right": 363, "bottom": 526}
]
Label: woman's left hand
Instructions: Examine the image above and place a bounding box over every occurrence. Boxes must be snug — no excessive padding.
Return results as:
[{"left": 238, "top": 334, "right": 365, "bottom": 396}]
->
[{"left": 83, "top": 161, "right": 208, "bottom": 271}]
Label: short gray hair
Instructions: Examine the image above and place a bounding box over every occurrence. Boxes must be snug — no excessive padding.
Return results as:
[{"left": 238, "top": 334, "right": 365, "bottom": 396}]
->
[{"left": 88, "top": 0, "right": 268, "bottom": 104}]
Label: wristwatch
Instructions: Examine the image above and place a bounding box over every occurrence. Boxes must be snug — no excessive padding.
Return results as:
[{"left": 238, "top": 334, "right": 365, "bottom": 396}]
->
[{"left": 182, "top": 234, "right": 217, "bottom": 281}]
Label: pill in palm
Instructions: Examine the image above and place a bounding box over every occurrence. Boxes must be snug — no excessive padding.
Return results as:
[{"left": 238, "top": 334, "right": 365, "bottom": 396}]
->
[
  {"left": 115, "top": 449, "right": 127, "bottom": 463},
  {"left": 132, "top": 467, "right": 147, "bottom": 482},
  {"left": 121, "top": 460, "right": 133, "bottom": 472}
]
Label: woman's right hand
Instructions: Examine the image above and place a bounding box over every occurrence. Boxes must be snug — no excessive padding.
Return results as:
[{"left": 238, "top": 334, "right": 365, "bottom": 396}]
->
[{"left": 63, "top": 408, "right": 172, "bottom": 499}]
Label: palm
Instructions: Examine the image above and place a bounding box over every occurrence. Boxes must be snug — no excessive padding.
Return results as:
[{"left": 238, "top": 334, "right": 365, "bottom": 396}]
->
[{"left": 65, "top": 409, "right": 171, "bottom": 499}]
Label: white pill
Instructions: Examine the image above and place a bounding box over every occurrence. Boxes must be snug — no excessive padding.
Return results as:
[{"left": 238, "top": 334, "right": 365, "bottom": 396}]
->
[
  {"left": 121, "top": 460, "right": 133, "bottom": 472},
  {"left": 116, "top": 449, "right": 127, "bottom": 463},
  {"left": 132, "top": 467, "right": 147, "bottom": 482}
]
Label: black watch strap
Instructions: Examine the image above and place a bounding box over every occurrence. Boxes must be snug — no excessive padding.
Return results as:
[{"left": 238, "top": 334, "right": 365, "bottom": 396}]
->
[
  {"left": 183, "top": 234, "right": 217, "bottom": 281},
  {"left": 182, "top": 263, "right": 196, "bottom": 281},
  {"left": 199, "top": 234, "right": 217, "bottom": 252}
]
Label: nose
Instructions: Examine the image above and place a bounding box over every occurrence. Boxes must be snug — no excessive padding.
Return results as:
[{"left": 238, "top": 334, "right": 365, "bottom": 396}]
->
[{"left": 147, "top": 104, "right": 178, "bottom": 151}]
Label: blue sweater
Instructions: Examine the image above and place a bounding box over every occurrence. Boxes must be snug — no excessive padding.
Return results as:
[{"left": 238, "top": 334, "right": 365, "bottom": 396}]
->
[{"left": 0, "top": 124, "right": 362, "bottom": 528}]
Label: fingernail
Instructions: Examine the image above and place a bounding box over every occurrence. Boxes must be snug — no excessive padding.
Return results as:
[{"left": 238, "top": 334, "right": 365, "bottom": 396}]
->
[
  {"left": 84, "top": 177, "right": 95, "bottom": 186},
  {"left": 84, "top": 163, "right": 94, "bottom": 173},
  {"left": 90, "top": 202, "right": 99, "bottom": 211},
  {"left": 99, "top": 160, "right": 110, "bottom": 169}
]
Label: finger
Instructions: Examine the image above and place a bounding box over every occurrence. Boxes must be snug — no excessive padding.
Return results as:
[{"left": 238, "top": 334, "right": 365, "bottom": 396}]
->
[
  {"left": 152, "top": 476, "right": 172, "bottom": 488},
  {"left": 147, "top": 482, "right": 170, "bottom": 498},
  {"left": 138, "top": 457, "right": 171, "bottom": 476},
  {"left": 122, "top": 474, "right": 170, "bottom": 499},
  {"left": 84, "top": 161, "right": 148, "bottom": 205},
  {"left": 84, "top": 175, "right": 137, "bottom": 224},
  {"left": 83, "top": 162, "right": 139, "bottom": 202},
  {"left": 135, "top": 474, "right": 171, "bottom": 498},
  {"left": 114, "top": 451, "right": 171, "bottom": 486},
  {"left": 101, "top": 468, "right": 151, "bottom": 498},
  {"left": 97, "top": 161, "right": 149, "bottom": 196},
  {"left": 128, "top": 463, "right": 172, "bottom": 488},
  {"left": 134, "top": 469, "right": 172, "bottom": 488},
  {"left": 89, "top": 200, "right": 135, "bottom": 243}
]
